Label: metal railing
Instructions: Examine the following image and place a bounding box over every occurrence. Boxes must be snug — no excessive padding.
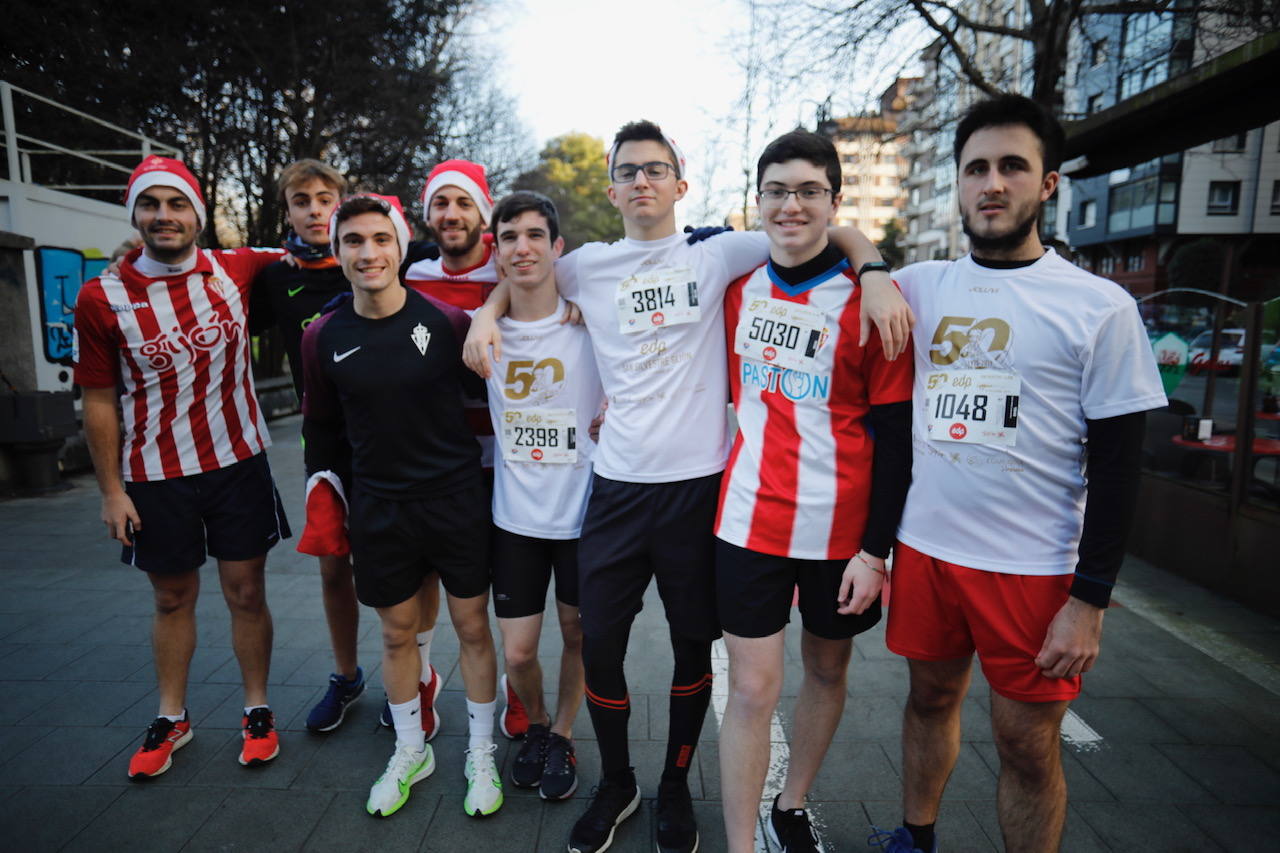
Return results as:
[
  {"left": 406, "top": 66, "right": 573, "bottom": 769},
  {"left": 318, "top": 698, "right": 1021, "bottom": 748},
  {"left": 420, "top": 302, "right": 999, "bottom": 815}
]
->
[{"left": 0, "top": 80, "right": 180, "bottom": 192}]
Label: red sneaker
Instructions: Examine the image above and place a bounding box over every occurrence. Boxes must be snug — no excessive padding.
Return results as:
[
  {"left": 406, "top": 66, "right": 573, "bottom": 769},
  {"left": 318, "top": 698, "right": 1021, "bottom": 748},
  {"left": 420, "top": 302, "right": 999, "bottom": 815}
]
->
[
  {"left": 239, "top": 707, "right": 280, "bottom": 766},
  {"left": 499, "top": 673, "right": 529, "bottom": 739},
  {"left": 128, "top": 715, "right": 192, "bottom": 779},
  {"left": 420, "top": 663, "right": 442, "bottom": 742}
]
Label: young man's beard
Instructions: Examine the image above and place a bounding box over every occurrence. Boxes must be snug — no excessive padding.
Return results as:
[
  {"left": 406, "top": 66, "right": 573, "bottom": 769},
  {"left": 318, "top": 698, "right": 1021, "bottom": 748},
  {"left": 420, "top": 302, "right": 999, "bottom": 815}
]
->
[
  {"left": 436, "top": 221, "right": 484, "bottom": 259},
  {"left": 962, "top": 206, "right": 1039, "bottom": 255}
]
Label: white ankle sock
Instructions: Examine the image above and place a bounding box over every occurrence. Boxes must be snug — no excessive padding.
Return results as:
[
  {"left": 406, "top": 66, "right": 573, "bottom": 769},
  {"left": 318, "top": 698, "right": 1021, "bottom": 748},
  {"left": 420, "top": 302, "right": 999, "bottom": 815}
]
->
[
  {"left": 416, "top": 629, "right": 434, "bottom": 681},
  {"left": 160, "top": 709, "right": 186, "bottom": 723},
  {"left": 390, "top": 696, "right": 425, "bottom": 752},
  {"left": 466, "top": 698, "right": 495, "bottom": 748}
]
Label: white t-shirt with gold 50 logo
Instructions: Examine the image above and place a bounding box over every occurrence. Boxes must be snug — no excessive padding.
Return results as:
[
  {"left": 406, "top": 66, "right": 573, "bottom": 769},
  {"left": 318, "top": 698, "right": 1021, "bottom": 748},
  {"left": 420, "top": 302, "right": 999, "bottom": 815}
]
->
[{"left": 486, "top": 299, "right": 605, "bottom": 539}]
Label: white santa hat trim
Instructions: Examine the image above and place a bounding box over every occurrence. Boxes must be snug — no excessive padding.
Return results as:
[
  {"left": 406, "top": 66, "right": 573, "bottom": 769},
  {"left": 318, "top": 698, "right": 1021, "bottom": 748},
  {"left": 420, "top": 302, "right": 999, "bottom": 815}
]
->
[
  {"left": 124, "top": 156, "right": 207, "bottom": 229},
  {"left": 420, "top": 159, "right": 495, "bottom": 225}
]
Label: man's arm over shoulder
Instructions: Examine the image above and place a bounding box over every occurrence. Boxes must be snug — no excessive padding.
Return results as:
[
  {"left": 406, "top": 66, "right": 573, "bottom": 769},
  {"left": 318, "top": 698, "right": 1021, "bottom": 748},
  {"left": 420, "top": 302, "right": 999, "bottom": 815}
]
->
[
  {"left": 72, "top": 280, "right": 121, "bottom": 389},
  {"left": 214, "top": 246, "right": 288, "bottom": 290}
]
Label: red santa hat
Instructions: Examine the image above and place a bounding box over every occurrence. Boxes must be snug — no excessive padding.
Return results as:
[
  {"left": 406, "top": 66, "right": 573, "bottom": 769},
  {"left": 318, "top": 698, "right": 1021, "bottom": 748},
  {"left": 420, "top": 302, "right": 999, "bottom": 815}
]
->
[
  {"left": 606, "top": 130, "right": 688, "bottom": 179},
  {"left": 329, "top": 193, "right": 411, "bottom": 264},
  {"left": 421, "top": 159, "right": 494, "bottom": 224},
  {"left": 124, "top": 155, "right": 207, "bottom": 228}
]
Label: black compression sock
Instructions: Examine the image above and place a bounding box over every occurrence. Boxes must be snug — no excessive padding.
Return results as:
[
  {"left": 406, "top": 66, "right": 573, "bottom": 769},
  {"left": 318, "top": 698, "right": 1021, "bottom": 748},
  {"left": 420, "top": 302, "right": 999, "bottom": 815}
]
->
[
  {"left": 661, "top": 633, "right": 713, "bottom": 784},
  {"left": 904, "top": 820, "right": 935, "bottom": 852},
  {"left": 582, "top": 627, "right": 633, "bottom": 779}
]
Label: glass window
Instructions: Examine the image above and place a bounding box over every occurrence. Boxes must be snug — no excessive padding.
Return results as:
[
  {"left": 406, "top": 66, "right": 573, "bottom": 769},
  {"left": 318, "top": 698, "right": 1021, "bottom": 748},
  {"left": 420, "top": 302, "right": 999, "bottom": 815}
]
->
[
  {"left": 1109, "top": 176, "right": 1159, "bottom": 231},
  {"left": 1091, "top": 37, "right": 1108, "bottom": 66},
  {"left": 1211, "top": 133, "right": 1248, "bottom": 153},
  {"left": 1207, "top": 181, "right": 1241, "bottom": 215},
  {"left": 1087, "top": 93, "right": 1103, "bottom": 114},
  {"left": 1081, "top": 200, "right": 1097, "bottom": 228},
  {"left": 1270, "top": 180, "right": 1280, "bottom": 215}
]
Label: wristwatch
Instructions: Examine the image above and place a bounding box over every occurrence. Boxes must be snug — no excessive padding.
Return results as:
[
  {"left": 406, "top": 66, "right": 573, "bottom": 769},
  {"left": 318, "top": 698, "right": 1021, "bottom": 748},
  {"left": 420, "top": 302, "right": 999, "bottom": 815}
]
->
[{"left": 857, "top": 261, "right": 891, "bottom": 277}]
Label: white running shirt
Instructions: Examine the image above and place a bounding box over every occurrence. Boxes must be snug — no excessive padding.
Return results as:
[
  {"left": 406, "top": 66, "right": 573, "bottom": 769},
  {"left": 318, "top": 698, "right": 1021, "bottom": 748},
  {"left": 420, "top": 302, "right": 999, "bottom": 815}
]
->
[
  {"left": 895, "top": 252, "right": 1166, "bottom": 575},
  {"left": 486, "top": 299, "right": 604, "bottom": 539},
  {"left": 557, "top": 231, "right": 770, "bottom": 483}
]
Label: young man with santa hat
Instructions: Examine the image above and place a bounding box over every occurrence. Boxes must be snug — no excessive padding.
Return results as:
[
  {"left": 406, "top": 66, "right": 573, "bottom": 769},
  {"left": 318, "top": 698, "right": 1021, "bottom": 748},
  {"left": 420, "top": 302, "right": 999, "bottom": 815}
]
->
[
  {"left": 299, "top": 194, "right": 505, "bottom": 819},
  {"left": 75, "top": 156, "right": 291, "bottom": 780},
  {"left": 389, "top": 158, "right": 530, "bottom": 744}
]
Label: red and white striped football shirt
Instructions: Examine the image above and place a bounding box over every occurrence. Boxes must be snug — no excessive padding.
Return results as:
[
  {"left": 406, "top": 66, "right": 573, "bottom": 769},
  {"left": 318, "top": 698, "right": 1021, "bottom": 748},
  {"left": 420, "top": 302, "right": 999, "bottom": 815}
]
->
[
  {"left": 715, "top": 259, "right": 913, "bottom": 560},
  {"left": 74, "top": 247, "right": 282, "bottom": 482}
]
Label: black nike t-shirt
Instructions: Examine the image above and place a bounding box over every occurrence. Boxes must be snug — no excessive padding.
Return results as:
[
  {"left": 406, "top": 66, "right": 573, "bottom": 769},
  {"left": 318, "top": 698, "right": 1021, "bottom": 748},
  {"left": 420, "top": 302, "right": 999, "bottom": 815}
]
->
[{"left": 300, "top": 288, "right": 482, "bottom": 499}]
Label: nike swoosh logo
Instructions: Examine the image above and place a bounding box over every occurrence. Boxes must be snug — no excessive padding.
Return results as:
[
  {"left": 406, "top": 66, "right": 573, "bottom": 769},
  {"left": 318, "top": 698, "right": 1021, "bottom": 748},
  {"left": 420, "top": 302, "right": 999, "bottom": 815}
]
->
[
  {"left": 333, "top": 347, "right": 361, "bottom": 362},
  {"left": 287, "top": 285, "right": 305, "bottom": 297}
]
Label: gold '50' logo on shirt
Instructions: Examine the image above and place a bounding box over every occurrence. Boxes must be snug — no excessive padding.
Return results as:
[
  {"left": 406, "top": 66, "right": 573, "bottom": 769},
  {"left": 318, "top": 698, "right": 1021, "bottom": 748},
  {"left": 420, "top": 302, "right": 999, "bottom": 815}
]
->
[
  {"left": 504, "top": 358, "right": 566, "bottom": 400},
  {"left": 929, "top": 315, "right": 1013, "bottom": 368}
]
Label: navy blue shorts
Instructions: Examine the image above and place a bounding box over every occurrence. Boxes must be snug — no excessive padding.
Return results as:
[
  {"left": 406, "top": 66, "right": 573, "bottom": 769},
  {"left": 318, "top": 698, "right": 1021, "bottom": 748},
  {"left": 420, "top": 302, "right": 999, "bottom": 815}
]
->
[
  {"left": 123, "top": 453, "right": 290, "bottom": 573},
  {"left": 577, "top": 473, "right": 722, "bottom": 642}
]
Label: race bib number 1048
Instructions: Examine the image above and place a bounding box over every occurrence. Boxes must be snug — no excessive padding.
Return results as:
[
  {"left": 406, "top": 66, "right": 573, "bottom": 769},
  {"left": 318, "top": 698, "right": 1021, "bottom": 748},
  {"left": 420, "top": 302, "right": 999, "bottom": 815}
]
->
[
  {"left": 616, "top": 267, "right": 700, "bottom": 333},
  {"left": 924, "top": 370, "right": 1020, "bottom": 447},
  {"left": 499, "top": 408, "right": 577, "bottom": 463}
]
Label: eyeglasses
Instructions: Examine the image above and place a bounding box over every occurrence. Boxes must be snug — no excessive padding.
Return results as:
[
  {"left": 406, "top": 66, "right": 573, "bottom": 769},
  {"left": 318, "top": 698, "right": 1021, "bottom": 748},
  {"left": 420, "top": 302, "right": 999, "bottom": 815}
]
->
[
  {"left": 759, "top": 187, "right": 835, "bottom": 204},
  {"left": 611, "top": 161, "right": 677, "bottom": 183}
]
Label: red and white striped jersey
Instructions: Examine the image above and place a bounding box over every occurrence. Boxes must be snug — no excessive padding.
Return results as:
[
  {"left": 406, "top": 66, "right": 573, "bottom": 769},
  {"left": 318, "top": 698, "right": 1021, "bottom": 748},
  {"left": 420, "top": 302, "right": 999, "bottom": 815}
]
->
[
  {"left": 74, "top": 246, "right": 282, "bottom": 482},
  {"left": 403, "top": 245, "right": 498, "bottom": 465},
  {"left": 403, "top": 244, "right": 497, "bottom": 312},
  {"left": 715, "top": 259, "right": 913, "bottom": 560}
]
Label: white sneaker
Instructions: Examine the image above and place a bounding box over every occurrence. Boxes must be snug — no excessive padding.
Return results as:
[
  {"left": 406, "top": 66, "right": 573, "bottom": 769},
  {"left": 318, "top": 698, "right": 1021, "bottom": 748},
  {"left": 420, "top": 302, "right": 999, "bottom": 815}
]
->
[
  {"left": 463, "top": 742, "right": 504, "bottom": 817},
  {"left": 366, "top": 742, "right": 434, "bottom": 817}
]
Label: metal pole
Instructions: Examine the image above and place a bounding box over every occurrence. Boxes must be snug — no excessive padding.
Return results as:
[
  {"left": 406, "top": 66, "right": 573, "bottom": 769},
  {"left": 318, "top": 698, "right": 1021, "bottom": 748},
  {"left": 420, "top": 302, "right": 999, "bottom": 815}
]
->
[{"left": 1, "top": 81, "right": 21, "bottom": 184}]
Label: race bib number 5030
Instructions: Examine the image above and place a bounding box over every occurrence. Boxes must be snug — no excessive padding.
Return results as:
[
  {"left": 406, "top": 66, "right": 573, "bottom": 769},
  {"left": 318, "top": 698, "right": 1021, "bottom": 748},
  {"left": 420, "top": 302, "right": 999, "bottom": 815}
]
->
[
  {"left": 499, "top": 408, "right": 577, "bottom": 463},
  {"left": 734, "top": 297, "right": 828, "bottom": 373},
  {"left": 616, "top": 267, "right": 700, "bottom": 333},
  {"left": 924, "top": 370, "right": 1020, "bottom": 446}
]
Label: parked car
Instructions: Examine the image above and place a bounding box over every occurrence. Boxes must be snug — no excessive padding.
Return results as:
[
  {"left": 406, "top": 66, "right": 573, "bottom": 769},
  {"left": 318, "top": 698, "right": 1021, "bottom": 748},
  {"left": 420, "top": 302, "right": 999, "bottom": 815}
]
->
[{"left": 1188, "top": 328, "right": 1279, "bottom": 376}]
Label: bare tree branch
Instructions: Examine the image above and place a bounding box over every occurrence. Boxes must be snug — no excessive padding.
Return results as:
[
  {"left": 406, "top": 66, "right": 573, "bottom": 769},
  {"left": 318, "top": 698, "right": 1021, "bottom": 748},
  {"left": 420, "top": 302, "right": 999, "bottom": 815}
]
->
[{"left": 908, "top": 0, "right": 1001, "bottom": 96}]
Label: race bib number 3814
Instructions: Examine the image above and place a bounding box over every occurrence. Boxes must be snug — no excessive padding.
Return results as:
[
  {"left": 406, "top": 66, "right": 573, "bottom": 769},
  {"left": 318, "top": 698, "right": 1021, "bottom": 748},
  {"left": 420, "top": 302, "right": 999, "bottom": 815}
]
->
[
  {"left": 499, "top": 408, "right": 577, "bottom": 463},
  {"left": 616, "top": 267, "right": 700, "bottom": 333},
  {"left": 924, "top": 370, "right": 1020, "bottom": 446}
]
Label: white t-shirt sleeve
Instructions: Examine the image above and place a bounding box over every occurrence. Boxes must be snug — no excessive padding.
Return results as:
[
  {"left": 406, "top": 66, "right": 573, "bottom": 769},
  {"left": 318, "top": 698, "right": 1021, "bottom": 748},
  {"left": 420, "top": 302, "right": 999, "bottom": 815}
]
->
[
  {"left": 1080, "top": 299, "right": 1168, "bottom": 420},
  {"left": 554, "top": 251, "right": 581, "bottom": 302},
  {"left": 714, "top": 231, "right": 771, "bottom": 279}
]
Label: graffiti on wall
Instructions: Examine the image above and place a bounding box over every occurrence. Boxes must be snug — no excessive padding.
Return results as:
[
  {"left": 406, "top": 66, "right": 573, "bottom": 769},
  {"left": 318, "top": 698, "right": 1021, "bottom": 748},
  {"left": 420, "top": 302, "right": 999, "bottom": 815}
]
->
[{"left": 35, "top": 246, "right": 108, "bottom": 366}]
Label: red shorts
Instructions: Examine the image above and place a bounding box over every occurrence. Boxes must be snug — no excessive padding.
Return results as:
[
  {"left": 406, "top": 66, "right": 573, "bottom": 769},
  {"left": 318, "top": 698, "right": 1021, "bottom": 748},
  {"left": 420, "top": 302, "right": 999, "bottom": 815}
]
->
[{"left": 886, "top": 541, "right": 1080, "bottom": 702}]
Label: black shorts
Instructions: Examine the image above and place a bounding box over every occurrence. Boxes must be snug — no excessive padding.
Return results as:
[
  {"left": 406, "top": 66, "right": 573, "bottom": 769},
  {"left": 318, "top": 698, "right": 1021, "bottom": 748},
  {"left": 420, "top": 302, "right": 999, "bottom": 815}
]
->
[
  {"left": 715, "top": 539, "right": 882, "bottom": 640},
  {"left": 491, "top": 527, "right": 579, "bottom": 619},
  {"left": 577, "top": 473, "right": 721, "bottom": 642},
  {"left": 348, "top": 481, "right": 490, "bottom": 608},
  {"left": 123, "top": 453, "right": 290, "bottom": 574}
]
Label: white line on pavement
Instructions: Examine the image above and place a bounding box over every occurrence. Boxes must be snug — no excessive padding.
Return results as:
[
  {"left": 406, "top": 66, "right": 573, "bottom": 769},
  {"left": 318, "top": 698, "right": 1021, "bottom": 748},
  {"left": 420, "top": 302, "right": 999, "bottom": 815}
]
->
[{"left": 1059, "top": 708, "right": 1105, "bottom": 752}]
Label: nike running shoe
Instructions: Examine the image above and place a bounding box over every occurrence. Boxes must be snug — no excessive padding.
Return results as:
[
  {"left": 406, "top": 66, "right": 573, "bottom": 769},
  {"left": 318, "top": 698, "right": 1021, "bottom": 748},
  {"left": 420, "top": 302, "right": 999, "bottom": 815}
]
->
[
  {"left": 499, "top": 673, "right": 529, "bottom": 739},
  {"left": 306, "top": 668, "right": 365, "bottom": 733},
  {"left": 867, "top": 826, "right": 936, "bottom": 853},
  {"left": 367, "top": 742, "right": 435, "bottom": 817},
  {"left": 238, "top": 707, "right": 279, "bottom": 766},
  {"left": 127, "top": 715, "right": 192, "bottom": 780},
  {"left": 512, "top": 722, "right": 550, "bottom": 788},
  {"left": 380, "top": 699, "right": 392, "bottom": 728},
  {"left": 420, "top": 663, "right": 442, "bottom": 741},
  {"left": 540, "top": 731, "right": 578, "bottom": 801},
  {"left": 567, "top": 771, "right": 640, "bottom": 853},
  {"left": 767, "top": 794, "right": 824, "bottom": 852},
  {"left": 655, "top": 777, "right": 699, "bottom": 853},
  {"left": 463, "top": 742, "right": 504, "bottom": 817}
]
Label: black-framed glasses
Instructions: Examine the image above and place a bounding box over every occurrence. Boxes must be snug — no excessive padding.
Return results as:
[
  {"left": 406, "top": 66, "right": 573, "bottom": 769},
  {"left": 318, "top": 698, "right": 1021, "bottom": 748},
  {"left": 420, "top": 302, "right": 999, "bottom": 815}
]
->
[
  {"left": 611, "top": 161, "right": 677, "bottom": 183},
  {"left": 759, "top": 186, "right": 835, "bottom": 204}
]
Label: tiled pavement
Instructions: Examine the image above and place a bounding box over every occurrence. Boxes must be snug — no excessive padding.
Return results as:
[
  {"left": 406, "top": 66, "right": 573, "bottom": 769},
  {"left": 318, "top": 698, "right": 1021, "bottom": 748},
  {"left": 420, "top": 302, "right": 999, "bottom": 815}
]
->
[{"left": 1, "top": 413, "right": 1278, "bottom": 851}]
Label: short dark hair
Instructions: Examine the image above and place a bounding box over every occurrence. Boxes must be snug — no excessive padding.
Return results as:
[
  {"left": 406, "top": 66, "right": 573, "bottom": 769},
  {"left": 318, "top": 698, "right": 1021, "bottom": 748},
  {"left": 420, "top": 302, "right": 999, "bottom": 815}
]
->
[
  {"left": 953, "top": 94, "right": 1065, "bottom": 174},
  {"left": 610, "top": 119, "right": 682, "bottom": 177},
  {"left": 333, "top": 195, "right": 390, "bottom": 235},
  {"left": 756, "top": 130, "right": 841, "bottom": 192},
  {"left": 490, "top": 190, "right": 561, "bottom": 244}
]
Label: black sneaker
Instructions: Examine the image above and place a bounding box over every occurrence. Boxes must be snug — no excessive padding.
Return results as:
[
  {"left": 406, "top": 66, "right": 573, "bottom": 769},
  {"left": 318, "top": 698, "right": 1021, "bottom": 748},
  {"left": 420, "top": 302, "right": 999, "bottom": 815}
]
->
[
  {"left": 540, "top": 731, "right": 578, "bottom": 800},
  {"left": 512, "top": 722, "right": 550, "bottom": 788},
  {"left": 567, "top": 770, "right": 640, "bottom": 853},
  {"left": 767, "top": 794, "right": 823, "bottom": 852},
  {"left": 306, "top": 668, "right": 365, "bottom": 733},
  {"left": 655, "top": 777, "right": 698, "bottom": 853}
]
